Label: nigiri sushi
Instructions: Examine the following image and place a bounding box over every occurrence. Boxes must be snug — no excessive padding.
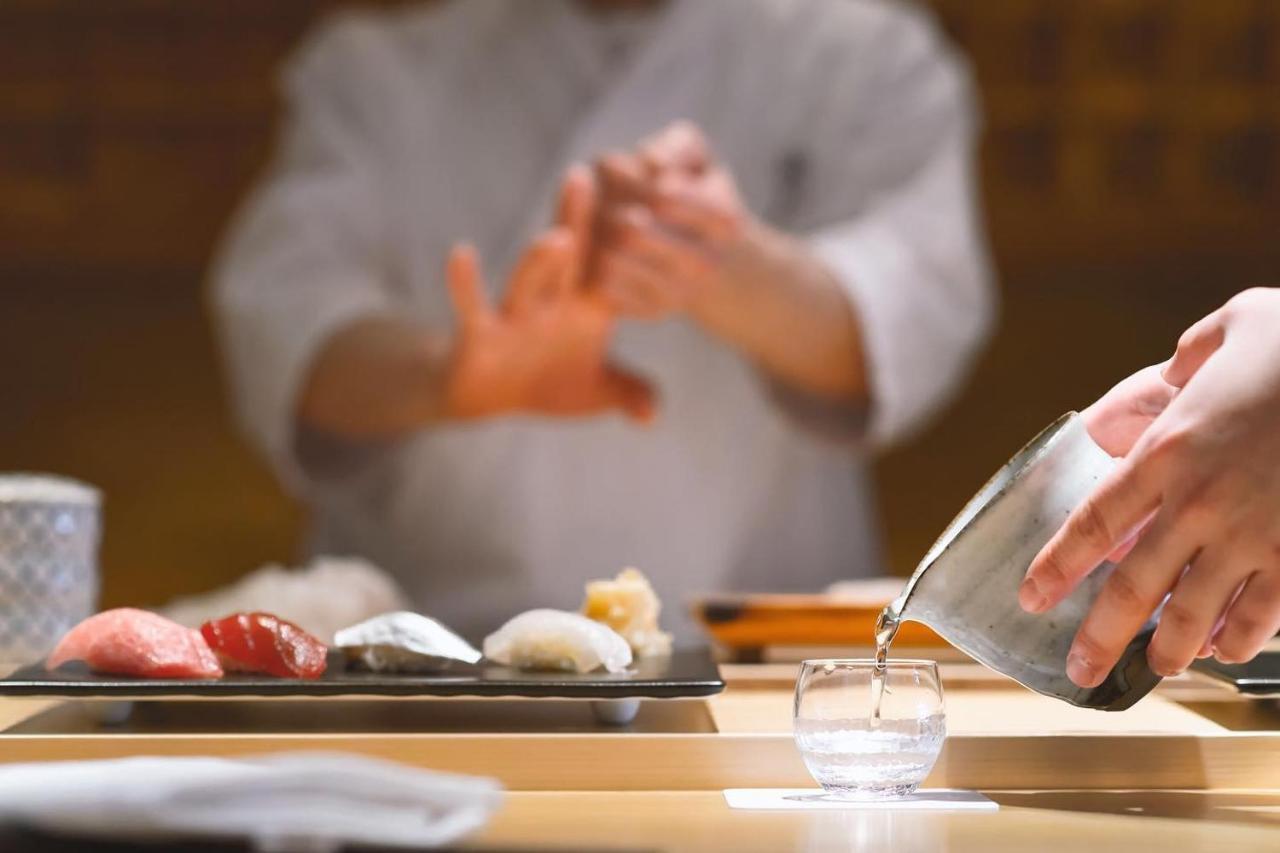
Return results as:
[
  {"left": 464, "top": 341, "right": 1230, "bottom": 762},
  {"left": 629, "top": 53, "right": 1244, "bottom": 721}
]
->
[
  {"left": 482, "top": 609, "right": 632, "bottom": 674},
  {"left": 581, "top": 567, "right": 673, "bottom": 658},
  {"left": 47, "top": 608, "right": 223, "bottom": 679},
  {"left": 334, "top": 611, "right": 482, "bottom": 672},
  {"left": 200, "top": 612, "right": 328, "bottom": 679}
]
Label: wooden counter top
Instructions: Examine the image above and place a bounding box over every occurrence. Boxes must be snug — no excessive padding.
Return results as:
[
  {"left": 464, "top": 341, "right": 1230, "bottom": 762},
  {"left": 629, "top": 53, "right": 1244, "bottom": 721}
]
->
[
  {"left": 2, "top": 663, "right": 1279, "bottom": 849},
  {"left": 468, "top": 790, "right": 1280, "bottom": 852}
]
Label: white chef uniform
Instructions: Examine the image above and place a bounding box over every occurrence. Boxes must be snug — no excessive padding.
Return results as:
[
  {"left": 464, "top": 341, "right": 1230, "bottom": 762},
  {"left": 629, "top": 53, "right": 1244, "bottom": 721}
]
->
[{"left": 212, "top": 0, "right": 995, "bottom": 641}]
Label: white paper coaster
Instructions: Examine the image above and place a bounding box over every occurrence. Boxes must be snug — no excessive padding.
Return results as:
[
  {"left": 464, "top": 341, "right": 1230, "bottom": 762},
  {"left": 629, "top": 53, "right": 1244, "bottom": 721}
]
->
[{"left": 723, "top": 789, "right": 997, "bottom": 811}]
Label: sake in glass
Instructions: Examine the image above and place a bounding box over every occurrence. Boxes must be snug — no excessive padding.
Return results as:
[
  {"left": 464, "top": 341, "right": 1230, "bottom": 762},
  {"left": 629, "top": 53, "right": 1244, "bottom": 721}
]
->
[{"left": 793, "top": 659, "right": 946, "bottom": 800}]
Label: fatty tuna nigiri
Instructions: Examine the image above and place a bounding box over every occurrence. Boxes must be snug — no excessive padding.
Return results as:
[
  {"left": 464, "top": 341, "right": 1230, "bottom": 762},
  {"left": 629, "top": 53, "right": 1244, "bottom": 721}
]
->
[
  {"left": 47, "top": 608, "right": 223, "bottom": 679},
  {"left": 200, "top": 612, "right": 328, "bottom": 679}
]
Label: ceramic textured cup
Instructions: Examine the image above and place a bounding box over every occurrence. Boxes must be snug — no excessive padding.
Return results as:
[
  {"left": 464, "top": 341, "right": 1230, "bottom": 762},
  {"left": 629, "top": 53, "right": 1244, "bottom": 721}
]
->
[
  {"left": 885, "top": 413, "right": 1161, "bottom": 711},
  {"left": 0, "top": 474, "right": 101, "bottom": 661}
]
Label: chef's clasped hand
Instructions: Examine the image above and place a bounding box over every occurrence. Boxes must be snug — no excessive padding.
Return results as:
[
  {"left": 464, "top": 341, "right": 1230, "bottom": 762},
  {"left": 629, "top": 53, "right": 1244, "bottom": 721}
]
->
[{"left": 590, "top": 121, "right": 868, "bottom": 401}]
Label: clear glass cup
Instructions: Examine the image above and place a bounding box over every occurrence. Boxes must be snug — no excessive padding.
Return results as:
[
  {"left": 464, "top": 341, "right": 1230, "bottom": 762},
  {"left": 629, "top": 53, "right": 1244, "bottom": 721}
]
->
[
  {"left": 0, "top": 474, "right": 101, "bottom": 662},
  {"left": 793, "top": 659, "right": 946, "bottom": 800}
]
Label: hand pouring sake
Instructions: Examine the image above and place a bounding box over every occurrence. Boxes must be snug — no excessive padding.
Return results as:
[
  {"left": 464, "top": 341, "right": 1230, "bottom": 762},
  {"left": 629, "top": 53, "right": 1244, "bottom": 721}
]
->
[{"left": 875, "top": 412, "right": 1161, "bottom": 712}]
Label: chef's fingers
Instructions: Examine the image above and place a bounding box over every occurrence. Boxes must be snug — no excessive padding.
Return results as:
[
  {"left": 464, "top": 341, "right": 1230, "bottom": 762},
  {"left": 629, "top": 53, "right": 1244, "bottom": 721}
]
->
[
  {"left": 1212, "top": 569, "right": 1280, "bottom": 664},
  {"left": 1064, "top": 511, "right": 1199, "bottom": 688},
  {"left": 606, "top": 206, "right": 716, "bottom": 286},
  {"left": 597, "top": 250, "right": 677, "bottom": 319},
  {"left": 446, "top": 243, "right": 491, "bottom": 323},
  {"left": 600, "top": 362, "right": 657, "bottom": 424},
  {"left": 555, "top": 163, "right": 596, "bottom": 293},
  {"left": 596, "top": 151, "right": 651, "bottom": 207},
  {"left": 1020, "top": 457, "right": 1164, "bottom": 613},
  {"left": 1147, "top": 547, "right": 1246, "bottom": 676},
  {"left": 504, "top": 229, "right": 573, "bottom": 315},
  {"left": 1162, "top": 310, "right": 1227, "bottom": 388},
  {"left": 639, "top": 120, "right": 711, "bottom": 175},
  {"left": 549, "top": 235, "right": 576, "bottom": 303},
  {"left": 555, "top": 163, "right": 594, "bottom": 238},
  {"left": 651, "top": 186, "right": 740, "bottom": 244}
]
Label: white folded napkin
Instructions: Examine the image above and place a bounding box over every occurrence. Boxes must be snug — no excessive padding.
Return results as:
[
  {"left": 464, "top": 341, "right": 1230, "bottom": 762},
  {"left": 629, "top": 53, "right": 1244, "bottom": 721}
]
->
[{"left": 0, "top": 752, "right": 502, "bottom": 852}]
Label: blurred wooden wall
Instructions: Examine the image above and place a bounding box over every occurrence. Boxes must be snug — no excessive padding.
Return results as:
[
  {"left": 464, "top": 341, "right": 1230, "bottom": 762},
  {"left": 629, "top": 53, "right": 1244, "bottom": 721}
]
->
[
  {"left": 1, "top": 0, "right": 1278, "bottom": 607},
  {"left": 892, "top": 0, "right": 1280, "bottom": 575}
]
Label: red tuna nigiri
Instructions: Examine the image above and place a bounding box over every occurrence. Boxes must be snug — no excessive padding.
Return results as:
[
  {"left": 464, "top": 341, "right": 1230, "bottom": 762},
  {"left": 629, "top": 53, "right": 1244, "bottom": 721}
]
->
[
  {"left": 200, "top": 612, "right": 328, "bottom": 679},
  {"left": 47, "top": 608, "right": 223, "bottom": 679}
]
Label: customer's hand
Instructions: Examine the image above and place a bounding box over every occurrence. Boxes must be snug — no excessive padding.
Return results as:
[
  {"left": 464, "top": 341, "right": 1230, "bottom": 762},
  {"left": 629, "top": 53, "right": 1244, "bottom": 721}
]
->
[
  {"left": 1020, "top": 288, "right": 1280, "bottom": 686},
  {"left": 441, "top": 167, "right": 654, "bottom": 423}
]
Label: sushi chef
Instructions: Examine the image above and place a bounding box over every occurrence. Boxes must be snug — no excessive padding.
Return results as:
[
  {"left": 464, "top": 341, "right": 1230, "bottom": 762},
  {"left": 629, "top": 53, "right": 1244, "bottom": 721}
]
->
[
  {"left": 212, "top": 0, "right": 994, "bottom": 640},
  {"left": 1021, "top": 288, "right": 1280, "bottom": 686}
]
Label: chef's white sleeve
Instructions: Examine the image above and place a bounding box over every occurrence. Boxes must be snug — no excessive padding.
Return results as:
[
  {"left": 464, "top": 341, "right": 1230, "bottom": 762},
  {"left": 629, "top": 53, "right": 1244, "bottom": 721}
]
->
[
  {"left": 210, "top": 18, "right": 397, "bottom": 492},
  {"left": 796, "top": 5, "right": 997, "bottom": 450}
]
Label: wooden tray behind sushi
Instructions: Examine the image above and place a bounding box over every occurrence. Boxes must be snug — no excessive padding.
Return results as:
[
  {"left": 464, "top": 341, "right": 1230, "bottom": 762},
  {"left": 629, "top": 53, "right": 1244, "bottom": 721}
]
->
[{"left": 0, "top": 648, "right": 723, "bottom": 701}]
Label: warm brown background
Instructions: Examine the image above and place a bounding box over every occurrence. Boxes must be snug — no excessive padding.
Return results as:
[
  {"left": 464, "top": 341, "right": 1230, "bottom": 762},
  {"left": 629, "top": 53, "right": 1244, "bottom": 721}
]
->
[{"left": 2, "top": 0, "right": 1278, "bottom": 608}]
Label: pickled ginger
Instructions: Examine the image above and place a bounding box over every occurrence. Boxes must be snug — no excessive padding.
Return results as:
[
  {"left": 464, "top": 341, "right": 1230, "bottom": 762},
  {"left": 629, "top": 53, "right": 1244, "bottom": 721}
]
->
[{"left": 581, "top": 568, "right": 673, "bottom": 658}]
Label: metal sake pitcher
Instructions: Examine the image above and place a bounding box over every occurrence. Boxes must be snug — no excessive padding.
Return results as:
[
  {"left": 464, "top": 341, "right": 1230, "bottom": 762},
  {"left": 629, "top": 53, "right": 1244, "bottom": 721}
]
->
[{"left": 881, "top": 413, "right": 1161, "bottom": 711}]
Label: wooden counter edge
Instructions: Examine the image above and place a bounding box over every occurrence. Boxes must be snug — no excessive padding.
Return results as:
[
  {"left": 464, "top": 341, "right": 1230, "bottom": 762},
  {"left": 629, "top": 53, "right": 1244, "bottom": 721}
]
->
[{"left": 3, "top": 731, "right": 1279, "bottom": 792}]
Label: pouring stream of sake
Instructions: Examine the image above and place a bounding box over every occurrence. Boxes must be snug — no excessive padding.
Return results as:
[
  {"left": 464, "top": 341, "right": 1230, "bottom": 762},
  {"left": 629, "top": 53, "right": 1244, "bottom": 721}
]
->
[{"left": 870, "top": 601, "right": 903, "bottom": 724}]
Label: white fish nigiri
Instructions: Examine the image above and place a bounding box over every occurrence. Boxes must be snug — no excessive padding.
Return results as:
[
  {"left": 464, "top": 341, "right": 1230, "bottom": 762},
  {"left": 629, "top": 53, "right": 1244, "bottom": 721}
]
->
[
  {"left": 482, "top": 609, "right": 632, "bottom": 674},
  {"left": 334, "top": 611, "right": 482, "bottom": 671}
]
